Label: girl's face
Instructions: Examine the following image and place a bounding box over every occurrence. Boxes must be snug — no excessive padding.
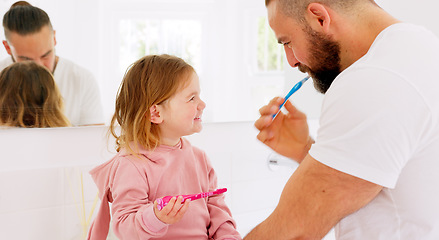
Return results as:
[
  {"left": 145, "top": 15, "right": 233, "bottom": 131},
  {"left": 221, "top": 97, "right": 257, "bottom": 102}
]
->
[{"left": 154, "top": 71, "right": 206, "bottom": 146}]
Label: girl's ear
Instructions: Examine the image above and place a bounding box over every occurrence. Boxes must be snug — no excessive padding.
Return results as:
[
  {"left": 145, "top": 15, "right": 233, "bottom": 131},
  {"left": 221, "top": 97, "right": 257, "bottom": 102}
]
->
[{"left": 149, "top": 105, "right": 163, "bottom": 124}]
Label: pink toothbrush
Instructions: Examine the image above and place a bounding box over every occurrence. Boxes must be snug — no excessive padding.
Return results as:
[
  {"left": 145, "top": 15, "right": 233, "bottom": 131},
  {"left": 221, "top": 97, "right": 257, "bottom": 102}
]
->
[{"left": 156, "top": 188, "right": 227, "bottom": 210}]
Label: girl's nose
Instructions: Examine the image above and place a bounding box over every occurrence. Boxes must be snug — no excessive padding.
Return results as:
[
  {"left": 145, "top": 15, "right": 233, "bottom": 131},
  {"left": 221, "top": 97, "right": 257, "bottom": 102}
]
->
[{"left": 199, "top": 99, "right": 206, "bottom": 110}]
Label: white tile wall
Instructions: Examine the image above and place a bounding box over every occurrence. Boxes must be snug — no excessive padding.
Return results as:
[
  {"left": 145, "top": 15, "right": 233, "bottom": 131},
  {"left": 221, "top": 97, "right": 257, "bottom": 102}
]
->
[
  {"left": 0, "top": 126, "right": 113, "bottom": 240},
  {"left": 0, "top": 121, "right": 334, "bottom": 240}
]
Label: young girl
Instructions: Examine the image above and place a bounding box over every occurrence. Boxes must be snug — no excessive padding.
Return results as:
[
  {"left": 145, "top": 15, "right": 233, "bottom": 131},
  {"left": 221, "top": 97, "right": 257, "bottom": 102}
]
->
[
  {"left": 88, "top": 54, "right": 241, "bottom": 240},
  {"left": 0, "top": 61, "right": 70, "bottom": 128}
]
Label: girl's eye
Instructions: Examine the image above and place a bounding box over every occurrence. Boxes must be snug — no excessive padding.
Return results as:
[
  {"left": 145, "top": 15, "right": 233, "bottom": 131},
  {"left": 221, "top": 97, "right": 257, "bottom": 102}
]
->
[{"left": 189, "top": 96, "right": 195, "bottom": 101}]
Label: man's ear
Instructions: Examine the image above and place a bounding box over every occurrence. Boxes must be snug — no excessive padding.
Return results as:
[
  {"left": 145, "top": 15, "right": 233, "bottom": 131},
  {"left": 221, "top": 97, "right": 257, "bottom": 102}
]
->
[
  {"left": 306, "top": 3, "right": 332, "bottom": 33},
  {"left": 150, "top": 105, "right": 163, "bottom": 124},
  {"left": 2, "top": 40, "right": 12, "bottom": 55},
  {"left": 53, "top": 30, "right": 57, "bottom": 46}
]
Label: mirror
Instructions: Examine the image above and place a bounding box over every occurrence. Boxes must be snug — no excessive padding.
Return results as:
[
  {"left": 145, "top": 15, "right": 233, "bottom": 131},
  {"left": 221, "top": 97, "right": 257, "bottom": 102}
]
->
[
  {"left": 1, "top": 0, "right": 439, "bottom": 126},
  {"left": 1, "top": 0, "right": 289, "bottom": 126}
]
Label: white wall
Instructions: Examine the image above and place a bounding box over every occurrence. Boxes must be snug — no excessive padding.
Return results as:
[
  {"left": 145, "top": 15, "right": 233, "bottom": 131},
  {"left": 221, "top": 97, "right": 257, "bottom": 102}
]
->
[
  {"left": 0, "top": 121, "right": 326, "bottom": 239},
  {"left": 0, "top": 126, "right": 113, "bottom": 239}
]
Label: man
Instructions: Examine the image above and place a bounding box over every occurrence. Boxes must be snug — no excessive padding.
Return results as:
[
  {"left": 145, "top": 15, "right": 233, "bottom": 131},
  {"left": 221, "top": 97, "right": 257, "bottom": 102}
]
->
[
  {"left": 246, "top": 0, "right": 439, "bottom": 239},
  {"left": 1, "top": 1, "right": 104, "bottom": 126}
]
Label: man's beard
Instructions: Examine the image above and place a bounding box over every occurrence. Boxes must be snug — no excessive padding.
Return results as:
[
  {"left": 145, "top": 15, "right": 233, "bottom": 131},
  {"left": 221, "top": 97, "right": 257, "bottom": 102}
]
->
[{"left": 298, "top": 27, "right": 342, "bottom": 94}]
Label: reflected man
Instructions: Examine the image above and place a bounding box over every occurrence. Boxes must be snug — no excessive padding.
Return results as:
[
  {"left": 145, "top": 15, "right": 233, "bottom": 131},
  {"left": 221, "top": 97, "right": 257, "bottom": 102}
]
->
[{"left": 1, "top": 1, "right": 104, "bottom": 126}]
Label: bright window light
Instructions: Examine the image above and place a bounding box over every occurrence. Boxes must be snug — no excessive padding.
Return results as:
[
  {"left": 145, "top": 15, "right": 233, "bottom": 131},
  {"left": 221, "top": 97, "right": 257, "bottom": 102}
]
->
[
  {"left": 119, "top": 19, "right": 202, "bottom": 74},
  {"left": 256, "top": 16, "right": 284, "bottom": 73}
]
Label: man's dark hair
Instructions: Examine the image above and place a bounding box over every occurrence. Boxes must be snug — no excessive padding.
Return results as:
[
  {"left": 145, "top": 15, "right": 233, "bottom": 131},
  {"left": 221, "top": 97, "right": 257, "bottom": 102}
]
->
[{"left": 3, "top": 1, "right": 53, "bottom": 39}]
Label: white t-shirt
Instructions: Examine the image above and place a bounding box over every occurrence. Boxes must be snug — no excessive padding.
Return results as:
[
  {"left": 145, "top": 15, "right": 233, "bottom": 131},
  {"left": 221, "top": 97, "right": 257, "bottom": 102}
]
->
[
  {"left": 0, "top": 57, "right": 104, "bottom": 126},
  {"left": 309, "top": 23, "right": 439, "bottom": 239}
]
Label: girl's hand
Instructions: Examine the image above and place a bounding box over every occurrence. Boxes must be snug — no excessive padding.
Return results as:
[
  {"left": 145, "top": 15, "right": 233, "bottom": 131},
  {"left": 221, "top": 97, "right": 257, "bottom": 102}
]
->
[{"left": 153, "top": 196, "right": 191, "bottom": 224}]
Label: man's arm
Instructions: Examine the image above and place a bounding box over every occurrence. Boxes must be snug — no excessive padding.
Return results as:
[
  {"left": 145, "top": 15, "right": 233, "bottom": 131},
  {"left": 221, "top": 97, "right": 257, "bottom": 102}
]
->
[{"left": 244, "top": 155, "right": 382, "bottom": 240}]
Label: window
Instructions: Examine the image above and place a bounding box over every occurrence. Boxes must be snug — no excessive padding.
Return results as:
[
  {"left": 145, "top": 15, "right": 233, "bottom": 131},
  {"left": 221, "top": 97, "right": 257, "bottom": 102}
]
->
[
  {"left": 119, "top": 19, "right": 202, "bottom": 74},
  {"left": 256, "top": 16, "right": 284, "bottom": 73}
]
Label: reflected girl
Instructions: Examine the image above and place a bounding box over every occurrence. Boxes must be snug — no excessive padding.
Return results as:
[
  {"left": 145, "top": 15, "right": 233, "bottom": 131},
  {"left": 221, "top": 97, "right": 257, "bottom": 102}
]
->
[{"left": 0, "top": 61, "right": 70, "bottom": 127}]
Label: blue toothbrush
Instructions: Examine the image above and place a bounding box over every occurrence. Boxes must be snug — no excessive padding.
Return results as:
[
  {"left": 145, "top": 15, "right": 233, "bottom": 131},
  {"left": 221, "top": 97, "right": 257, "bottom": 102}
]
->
[{"left": 272, "top": 76, "right": 310, "bottom": 120}]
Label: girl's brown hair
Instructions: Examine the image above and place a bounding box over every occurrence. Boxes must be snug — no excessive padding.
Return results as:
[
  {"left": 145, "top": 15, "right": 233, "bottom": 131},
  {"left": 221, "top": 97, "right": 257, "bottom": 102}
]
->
[
  {"left": 0, "top": 61, "right": 70, "bottom": 128},
  {"left": 110, "top": 54, "right": 194, "bottom": 152}
]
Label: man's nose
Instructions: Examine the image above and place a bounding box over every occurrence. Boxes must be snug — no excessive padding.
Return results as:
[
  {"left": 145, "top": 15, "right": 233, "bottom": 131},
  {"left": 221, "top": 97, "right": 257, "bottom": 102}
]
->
[
  {"left": 33, "top": 59, "right": 44, "bottom": 67},
  {"left": 284, "top": 45, "right": 300, "bottom": 68}
]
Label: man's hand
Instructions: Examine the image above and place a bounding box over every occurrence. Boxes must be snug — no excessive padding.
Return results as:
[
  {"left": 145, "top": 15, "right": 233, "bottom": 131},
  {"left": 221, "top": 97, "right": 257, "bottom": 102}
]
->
[{"left": 254, "top": 97, "right": 313, "bottom": 162}]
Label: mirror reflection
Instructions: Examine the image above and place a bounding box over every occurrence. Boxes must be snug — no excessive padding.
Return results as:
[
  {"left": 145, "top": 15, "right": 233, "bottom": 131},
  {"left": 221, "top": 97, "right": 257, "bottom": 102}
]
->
[
  {"left": 0, "top": 0, "right": 288, "bottom": 126},
  {"left": 0, "top": 61, "right": 70, "bottom": 128},
  {"left": 0, "top": 1, "right": 104, "bottom": 127}
]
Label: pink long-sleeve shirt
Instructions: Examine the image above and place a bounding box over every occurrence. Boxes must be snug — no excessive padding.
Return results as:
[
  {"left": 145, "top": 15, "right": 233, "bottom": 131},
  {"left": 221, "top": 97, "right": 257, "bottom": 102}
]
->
[{"left": 87, "top": 138, "right": 241, "bottom": 240}]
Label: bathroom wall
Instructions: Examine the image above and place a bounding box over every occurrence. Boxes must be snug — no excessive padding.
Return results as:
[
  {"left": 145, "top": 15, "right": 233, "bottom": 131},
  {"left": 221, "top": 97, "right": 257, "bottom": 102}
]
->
[{"left": 0, "top": 120, "right": 333, "bottom": 239}]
